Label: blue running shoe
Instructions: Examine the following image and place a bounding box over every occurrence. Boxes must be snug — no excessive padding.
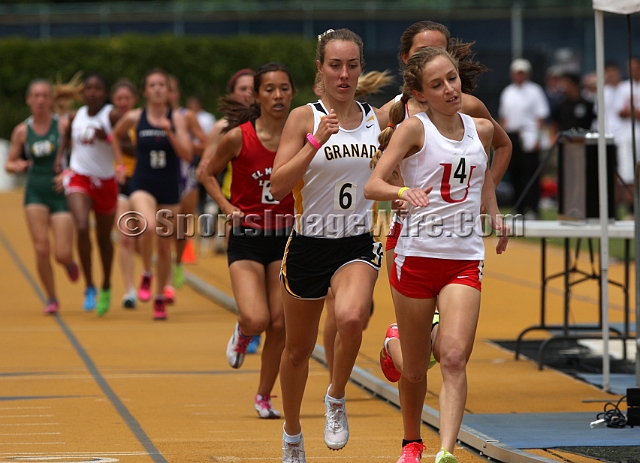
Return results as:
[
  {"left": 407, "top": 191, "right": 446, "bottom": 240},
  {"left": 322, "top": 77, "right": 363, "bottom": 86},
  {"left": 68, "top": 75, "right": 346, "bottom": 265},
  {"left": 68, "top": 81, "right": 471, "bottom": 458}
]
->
[
  {"left": 247, "top": 334, "right": 261, "bottom": 354},
  {"left": 83, "top": 286, "right": 97, "bottom": 311}
]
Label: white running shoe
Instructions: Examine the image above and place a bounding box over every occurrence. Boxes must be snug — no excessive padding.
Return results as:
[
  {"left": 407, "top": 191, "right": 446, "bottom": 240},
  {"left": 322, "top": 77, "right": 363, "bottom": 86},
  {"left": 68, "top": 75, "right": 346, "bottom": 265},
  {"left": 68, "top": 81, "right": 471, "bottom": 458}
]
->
[
  {"left": 226, "top": 322, "right": 252, "bottom": 368},
  {"left": 254, "top": 394, "right": 281, "bottom": 419},
  {"left": 324, "top": 387, "right": 349, "bottom": 450},
  {"left": 282, "top": 433, "right": 306, "bottom": 463}
]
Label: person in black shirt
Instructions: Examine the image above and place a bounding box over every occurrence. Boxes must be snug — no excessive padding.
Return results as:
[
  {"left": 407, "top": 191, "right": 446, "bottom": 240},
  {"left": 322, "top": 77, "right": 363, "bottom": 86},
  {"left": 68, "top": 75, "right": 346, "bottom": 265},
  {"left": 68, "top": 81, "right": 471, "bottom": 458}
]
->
[{"left": 550, "top": 72, "right": 596, "bottom": 135}]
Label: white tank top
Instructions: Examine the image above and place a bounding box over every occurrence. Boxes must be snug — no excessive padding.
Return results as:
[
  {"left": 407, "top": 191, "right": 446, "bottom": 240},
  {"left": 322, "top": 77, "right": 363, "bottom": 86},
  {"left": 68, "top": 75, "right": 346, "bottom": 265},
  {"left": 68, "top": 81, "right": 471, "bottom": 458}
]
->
[
  {"left": 70, "top": 104, "right": 115, "bottom": 178},
  {"left": 293, "top": 100, "right": 380, "bottom": 238},
  {"left": 395, "top": 112, "right": 487, "bottom": 260}
]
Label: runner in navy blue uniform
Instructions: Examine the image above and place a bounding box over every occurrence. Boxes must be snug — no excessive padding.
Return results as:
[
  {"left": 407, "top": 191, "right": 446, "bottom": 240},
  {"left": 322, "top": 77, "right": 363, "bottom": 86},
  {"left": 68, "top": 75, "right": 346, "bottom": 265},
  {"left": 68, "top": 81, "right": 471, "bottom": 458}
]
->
[{"left": 111, "top": 68, "right": 192, "bottom": 320}]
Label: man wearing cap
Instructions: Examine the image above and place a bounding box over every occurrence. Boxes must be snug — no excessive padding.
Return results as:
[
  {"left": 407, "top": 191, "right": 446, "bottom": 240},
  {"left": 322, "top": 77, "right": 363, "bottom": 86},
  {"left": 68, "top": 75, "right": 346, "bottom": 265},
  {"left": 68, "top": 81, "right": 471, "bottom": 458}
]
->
[{"left": 499, "top": 58, "right": 550, "bottom": 219}]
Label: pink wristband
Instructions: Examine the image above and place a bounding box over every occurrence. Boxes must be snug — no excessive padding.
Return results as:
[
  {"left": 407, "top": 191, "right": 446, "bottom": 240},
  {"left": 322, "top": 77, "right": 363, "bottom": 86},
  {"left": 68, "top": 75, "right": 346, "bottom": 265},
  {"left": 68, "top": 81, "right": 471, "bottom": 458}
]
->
[
  {"left": 106, "top": 133, "right": 113, "bottom": 143},
  {"left": 306, "top": 133, "right": 322, "bottom": 150}
]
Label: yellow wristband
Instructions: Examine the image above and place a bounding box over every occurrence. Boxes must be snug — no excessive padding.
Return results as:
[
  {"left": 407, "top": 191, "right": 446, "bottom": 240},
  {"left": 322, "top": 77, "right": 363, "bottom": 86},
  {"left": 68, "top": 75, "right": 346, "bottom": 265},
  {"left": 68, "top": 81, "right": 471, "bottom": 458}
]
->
[{"left": 398, "top": 187, "right": 409, "bottom": 199}]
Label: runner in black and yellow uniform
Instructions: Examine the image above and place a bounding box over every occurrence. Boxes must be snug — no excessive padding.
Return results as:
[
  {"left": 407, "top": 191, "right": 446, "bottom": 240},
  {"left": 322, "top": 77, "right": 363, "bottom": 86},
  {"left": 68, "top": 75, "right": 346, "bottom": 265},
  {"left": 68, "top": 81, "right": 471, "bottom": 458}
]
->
[
  {"left": 5, "top": 79, "right": 79, "bottom": 315},
  {"left": 110, "top": 78, "right": 139, "bottom": 309}
]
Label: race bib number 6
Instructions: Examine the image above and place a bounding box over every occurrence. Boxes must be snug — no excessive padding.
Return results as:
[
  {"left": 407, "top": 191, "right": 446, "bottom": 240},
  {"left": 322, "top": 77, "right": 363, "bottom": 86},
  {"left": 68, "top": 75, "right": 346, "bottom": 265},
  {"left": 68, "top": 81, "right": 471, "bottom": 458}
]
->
[{"left": 334, "top": 181, "right": 356, "bottom": 211}]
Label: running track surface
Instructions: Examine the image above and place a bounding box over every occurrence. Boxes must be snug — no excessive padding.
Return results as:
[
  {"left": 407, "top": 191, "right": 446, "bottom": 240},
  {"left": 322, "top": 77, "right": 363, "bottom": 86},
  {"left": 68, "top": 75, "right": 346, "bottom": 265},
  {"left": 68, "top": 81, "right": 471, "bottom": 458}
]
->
[{"left": 0, "top": 188, "right": 631, "bottom": 463}]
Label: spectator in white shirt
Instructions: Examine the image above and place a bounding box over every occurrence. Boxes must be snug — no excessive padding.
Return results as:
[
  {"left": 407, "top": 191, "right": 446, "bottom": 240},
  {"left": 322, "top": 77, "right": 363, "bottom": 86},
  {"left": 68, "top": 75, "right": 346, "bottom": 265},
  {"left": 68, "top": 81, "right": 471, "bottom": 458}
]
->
[
  {"left": 603, "top": 61, "right": 622, "bottom": 142},
  {"left": 187, "top": 95, "right": 216, "bottom": 136},
  {"left": 613, "top": 57, "right": 640, "bottom": 213},
  {"left": 499, "top": 58, "right": 550, "bottom": 219}
]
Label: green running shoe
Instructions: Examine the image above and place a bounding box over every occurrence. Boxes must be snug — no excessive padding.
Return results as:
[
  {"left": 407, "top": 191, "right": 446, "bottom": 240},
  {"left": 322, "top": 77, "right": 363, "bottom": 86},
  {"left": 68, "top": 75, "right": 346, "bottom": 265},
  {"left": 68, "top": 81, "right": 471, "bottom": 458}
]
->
[
  {"left": 96, "top": 289, "right": 111, "bottom": 317},
  {"left": 435, "top": 448, "right": 457, "bottom": 463},
  {"left": 173, "top": 264, "right": 185, "bottom": 289}
]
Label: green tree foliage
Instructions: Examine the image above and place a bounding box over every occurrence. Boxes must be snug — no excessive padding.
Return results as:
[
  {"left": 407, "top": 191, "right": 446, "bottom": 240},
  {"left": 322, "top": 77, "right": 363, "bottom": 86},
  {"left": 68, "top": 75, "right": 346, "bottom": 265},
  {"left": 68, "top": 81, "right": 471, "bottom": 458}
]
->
[{"left": 0, "top": 34, "right": 317, "bottom": 138}]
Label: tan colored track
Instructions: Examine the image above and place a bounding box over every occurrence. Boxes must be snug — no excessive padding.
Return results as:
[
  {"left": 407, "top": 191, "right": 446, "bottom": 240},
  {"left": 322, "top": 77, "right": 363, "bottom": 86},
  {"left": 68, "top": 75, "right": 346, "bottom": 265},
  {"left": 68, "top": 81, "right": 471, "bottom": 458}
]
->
[{"left": 0, "top": 188, "right": 633, "bottom": 463}]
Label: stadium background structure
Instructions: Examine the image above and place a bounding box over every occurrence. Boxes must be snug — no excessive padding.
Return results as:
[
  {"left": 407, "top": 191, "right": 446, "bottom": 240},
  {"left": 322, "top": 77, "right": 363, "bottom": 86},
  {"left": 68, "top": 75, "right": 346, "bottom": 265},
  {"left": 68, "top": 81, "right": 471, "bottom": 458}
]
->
[{"left": 0, "top": 0, "right": 640, "bottom": 123}]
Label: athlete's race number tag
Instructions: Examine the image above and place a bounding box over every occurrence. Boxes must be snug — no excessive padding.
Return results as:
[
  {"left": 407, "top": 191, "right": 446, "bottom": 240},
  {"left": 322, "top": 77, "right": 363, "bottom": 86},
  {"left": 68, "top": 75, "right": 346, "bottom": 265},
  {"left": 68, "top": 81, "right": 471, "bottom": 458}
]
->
[
  {"left": 150, "top": 150, "right": 167, "bottom": 169},
  {"left": 371, "top": 241, "right": 383, "bottom": 267},
  {"left": 261, "top": 180, "right": 280, "bottom": 205},
  {"left": 334, "top": 181, "right": 356, "bottom": 211},
  {"left": 32, "top": 140, "right": 53, "bottom": 157},
  {"left": 449, "top": 156, "right": 470, "bottom": 185}
]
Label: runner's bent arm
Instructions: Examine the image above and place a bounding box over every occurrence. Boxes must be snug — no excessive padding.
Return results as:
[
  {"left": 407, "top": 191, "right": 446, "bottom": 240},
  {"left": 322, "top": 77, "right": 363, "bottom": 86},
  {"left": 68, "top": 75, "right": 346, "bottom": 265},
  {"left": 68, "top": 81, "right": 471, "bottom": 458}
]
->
[
  {"left": 271, "top": 105, "right": 332, "bottom": 201},
  {"left": 202, "top": 127, "right": 242, "bottom": 216}
]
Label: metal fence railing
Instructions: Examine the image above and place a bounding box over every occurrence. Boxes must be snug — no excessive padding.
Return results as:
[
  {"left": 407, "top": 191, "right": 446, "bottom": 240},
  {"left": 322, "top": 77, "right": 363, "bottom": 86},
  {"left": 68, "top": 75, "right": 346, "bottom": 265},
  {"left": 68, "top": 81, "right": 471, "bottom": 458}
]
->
[{"left": 0, "top": 0, "right": 597, "bottom": 18}]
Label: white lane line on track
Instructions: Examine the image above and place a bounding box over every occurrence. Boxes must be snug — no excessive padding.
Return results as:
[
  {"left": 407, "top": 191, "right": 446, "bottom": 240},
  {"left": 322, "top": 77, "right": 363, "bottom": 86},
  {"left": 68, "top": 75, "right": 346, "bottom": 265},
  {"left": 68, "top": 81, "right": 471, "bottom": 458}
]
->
[
  {"left": 0, "top": 407, "right": 51, "bottom": 411},
  {"left": 0, "top": 415, "right": 54, "bottom": 418},
  {"left": 0, "top": 423, "right": 58, "bottom": 427},
  {"left": 0, "top": 442, "right": 66, "bottom": 445},
  {"left": 0, "top": 452, "right": 151, "bottom": 456},
  {"left": 207, "top": 456, "right": 427, "bottom": 460}
]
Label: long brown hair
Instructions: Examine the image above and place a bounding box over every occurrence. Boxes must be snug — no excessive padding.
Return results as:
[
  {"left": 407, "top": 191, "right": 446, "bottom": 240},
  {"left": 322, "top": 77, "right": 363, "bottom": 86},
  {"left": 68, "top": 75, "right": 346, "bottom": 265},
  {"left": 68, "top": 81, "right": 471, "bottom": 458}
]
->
[
  {"left": 397, "top": 20, "right": 486, "bottom": 94},
  {"left": 220, "top": 62, "right": 296, "bottom": 133},
  {"left": 371, "top": 47, "right": 459, "bottom": 171}
]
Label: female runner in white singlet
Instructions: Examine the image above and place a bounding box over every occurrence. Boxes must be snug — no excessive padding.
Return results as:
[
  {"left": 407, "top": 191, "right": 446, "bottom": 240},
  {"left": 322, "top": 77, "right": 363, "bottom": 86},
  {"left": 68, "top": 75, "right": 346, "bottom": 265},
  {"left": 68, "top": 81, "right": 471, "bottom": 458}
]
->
[
  {"left": 364, "top": 47, "right": 509, "bottom": 463},
  {"left": 59, "top": 74, "right": 125, "bottom": 316},
  {"left": 270, "top": 28, "right": 389, "bottom": 462}
]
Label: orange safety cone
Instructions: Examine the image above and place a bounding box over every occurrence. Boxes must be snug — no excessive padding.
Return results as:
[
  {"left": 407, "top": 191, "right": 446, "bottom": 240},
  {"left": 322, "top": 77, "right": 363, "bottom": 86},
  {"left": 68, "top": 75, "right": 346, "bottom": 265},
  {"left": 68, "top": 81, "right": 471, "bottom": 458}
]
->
[{"left": 181, "top": 238, "right": 197, "bottom": 264}]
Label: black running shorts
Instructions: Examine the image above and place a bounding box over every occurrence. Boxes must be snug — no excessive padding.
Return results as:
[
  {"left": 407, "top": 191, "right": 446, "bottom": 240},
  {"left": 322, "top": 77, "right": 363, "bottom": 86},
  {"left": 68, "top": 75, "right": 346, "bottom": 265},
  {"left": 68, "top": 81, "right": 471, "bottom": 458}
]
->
[
  {"left": 280, "top": 231, "right": 382, "bottom": 300},
  {"left": 227, "top": 226, "right": 291, "bottom": 267}
]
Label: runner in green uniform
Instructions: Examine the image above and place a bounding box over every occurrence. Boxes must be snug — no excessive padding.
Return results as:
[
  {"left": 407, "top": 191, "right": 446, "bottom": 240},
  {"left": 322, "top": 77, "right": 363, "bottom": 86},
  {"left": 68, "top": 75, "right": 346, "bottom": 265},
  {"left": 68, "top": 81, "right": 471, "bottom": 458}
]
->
[{"left": 4, "top": 79, "right": 79, "bottom": 314}]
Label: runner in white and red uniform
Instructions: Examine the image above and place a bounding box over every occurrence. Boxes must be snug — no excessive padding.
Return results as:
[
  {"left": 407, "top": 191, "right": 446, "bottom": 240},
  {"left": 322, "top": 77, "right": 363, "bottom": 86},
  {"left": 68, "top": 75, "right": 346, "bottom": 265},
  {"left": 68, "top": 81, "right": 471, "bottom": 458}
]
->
[
  {"left": 60, "top": 74, "right": 125, "bottom": 317},
  {"left": 364, "top": 47, "right": 509, "bottom": 463}
]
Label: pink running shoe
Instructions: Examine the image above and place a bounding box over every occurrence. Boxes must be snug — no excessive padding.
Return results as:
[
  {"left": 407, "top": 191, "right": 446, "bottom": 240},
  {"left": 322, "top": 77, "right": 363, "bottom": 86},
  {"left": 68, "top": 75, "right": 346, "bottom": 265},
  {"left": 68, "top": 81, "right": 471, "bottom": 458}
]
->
[
  {"left": 226, "top": 322, "right": 252, "bottom": 368},
  {"left": 65, "top": 262, "right": 79, "bottom": 282},
  {"left": 397, "top": 442, "right": 425, "bottom": 463},
  {"left": 138, "top": 274, "right": 152, "bottom": 302},
  {"left": 43, "top": 300, "right": 59, "bottom": 315},
  {"left": 380, "top": 323, "right": 401, "bottom": 382},
  {"left": 153, "top": 297, "right": 167, "bottom": 320},
  {"left": 163, "top": 286, "right": 176, "bottom": 305},
  {"left": 254, "top": 394, "right": 281, "bottom": 419}
]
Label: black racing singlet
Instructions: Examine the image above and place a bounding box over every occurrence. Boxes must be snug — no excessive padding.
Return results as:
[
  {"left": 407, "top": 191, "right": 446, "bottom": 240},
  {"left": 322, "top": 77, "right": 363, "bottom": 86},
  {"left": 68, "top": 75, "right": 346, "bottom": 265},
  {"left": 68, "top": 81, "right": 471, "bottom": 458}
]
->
[{"left": 130, "top": 108, "right": 180, "bottom": 205}]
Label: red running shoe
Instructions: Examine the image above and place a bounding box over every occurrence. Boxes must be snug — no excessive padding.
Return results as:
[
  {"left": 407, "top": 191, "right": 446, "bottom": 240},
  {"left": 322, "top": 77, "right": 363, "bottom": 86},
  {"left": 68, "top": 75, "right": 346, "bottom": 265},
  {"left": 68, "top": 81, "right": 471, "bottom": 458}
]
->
[
  {"left": 397, "top": 442, "right": 425, "bottom": 463},
  {"left": 153, "top": 297, "right": 167, "bottom": 320},
  {"left": 43, "top": 299, "right": 59, "bottom": 315},
  {"left": 163, "top": 285, "right": 176, "bottom": 305},
  {"left": 380, "top": 323, "right": 401, "bottom": 382},
  {"left": 66, "top": 262, "right": 79, "bottom": 282},
  {"left": 138, "top": 274, "right": 152, "bottom": 302}
]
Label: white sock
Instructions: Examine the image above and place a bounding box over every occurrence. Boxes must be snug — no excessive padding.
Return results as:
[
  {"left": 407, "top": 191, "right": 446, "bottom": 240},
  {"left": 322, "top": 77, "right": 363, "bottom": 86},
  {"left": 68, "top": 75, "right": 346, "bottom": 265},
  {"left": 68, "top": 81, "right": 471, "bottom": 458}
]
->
[
  {"left": 326, "top": 385, "right": 345, "bottom": 402},
  {"left": 283, "top": 428, "right": 302, "bottom": 444}
]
